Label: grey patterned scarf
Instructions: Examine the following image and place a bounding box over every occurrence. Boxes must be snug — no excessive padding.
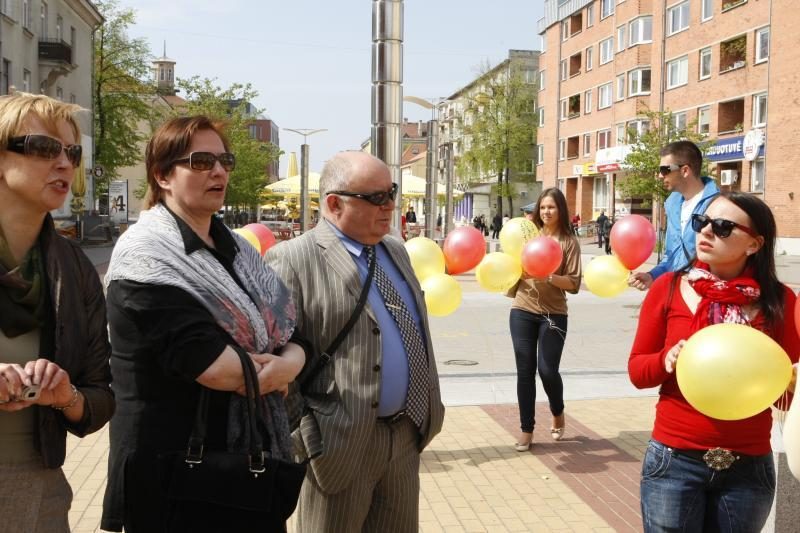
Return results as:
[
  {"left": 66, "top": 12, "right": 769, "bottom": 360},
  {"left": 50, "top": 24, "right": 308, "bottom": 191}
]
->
[{"left": 105, "top": 204, "right": 295, "bottom": 460}]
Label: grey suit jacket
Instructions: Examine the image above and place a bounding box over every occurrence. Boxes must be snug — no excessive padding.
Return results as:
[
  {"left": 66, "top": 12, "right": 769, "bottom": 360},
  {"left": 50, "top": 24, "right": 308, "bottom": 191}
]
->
[{"left": 265, "top": 221, "right": 445, "bottom": 494}]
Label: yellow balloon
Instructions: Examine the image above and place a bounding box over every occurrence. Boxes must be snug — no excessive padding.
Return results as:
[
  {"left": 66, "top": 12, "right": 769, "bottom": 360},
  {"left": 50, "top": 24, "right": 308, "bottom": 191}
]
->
[
  {"left": 404, "top": 237, "right": 445, "bottom": 281},
  {"left": 233, "top": 228, "right": 261, "bottom": 254},
  {"left": 475, "top": 252, "right": 522, "bottom": 293},
  {"left": 676, "top": 323, "right": 793, "bottom": 421},
  {"left": 421, "top": 273, "right": 462, "bottom": 317},
  {"left": 499, "top": 218, "right": 539, "bottom": 259},
  {"left": 584, "top": 255, "right": 628, "bottom": 298}
]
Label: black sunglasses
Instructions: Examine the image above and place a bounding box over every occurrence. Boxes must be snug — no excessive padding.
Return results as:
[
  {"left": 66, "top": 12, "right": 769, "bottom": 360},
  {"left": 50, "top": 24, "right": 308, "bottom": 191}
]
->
[
  {"left": 6, "top": 134, "right": 82, "bottom": 167},
  {"left": 171, "top": 151, "right": 236, "bottom": 172},
  {"left": 658, "top": 163, "right": 686, "bottom": 176},
  {"left": 691, "top": 213, "right": 758, "bottom": 239},
  {"left": 328, "top": 182, "right": 398, "bottom": 206}
]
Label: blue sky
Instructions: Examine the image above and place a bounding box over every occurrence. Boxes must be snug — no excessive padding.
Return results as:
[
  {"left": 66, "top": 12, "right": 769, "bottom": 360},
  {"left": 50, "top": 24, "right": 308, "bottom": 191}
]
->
[{"left": 120, "top": 0, "right": 544, "bottom": 173}]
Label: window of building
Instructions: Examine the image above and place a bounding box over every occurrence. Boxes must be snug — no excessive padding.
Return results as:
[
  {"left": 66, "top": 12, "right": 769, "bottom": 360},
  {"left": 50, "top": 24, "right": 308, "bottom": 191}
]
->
[
  {"left": 539, "top": 70, "right": 546, "bottom": 91},
  {"left": 570, "top": 12, "right": 583, "bottom": 36},
  {"left": 629, "top": 16, "right": 653, "bottom": 45},
  {"left": 598, "top": 83, "right": 612, "bottom": 109},
  {"left": 541, "top": 35, "right": 547, "bottom": 53},
  {"left": 673, "top": 111, "right": 687, "bottom": 131},
  {"left": 698, "top": 106, "right": 711, "bottom": 134},
  {"left": 616, "top": 73, "right": 626, "bottom": 101},
  {"left": 22, "top": 0, "right": 30, "bottom": 28},
  {"left": 56, "top": 14, "right": 62, "bottom": 41},
  {"left": 667, "top": 1, "right": 690, "bottom": 36},
  {"left": 569, "top": 94, "right": 581, "bottom": 118},
  {"left": 23, "top": 69, "right": 30, "bottom": 92},
  {"left": 560, "top": 60, "right": 568, "bottom": 81},
  {"left": 70, "top": 94, "right": 76, "bottom": 104},
  {"left": 598, "top": 129, "right": 611, "bottom": 150},
  {"left": 560, "top": 98, "right": 568, "bottom": 120},
  {"left": 720, "top": 35, "right": 747, "bottom": 72},
  {"left": 601, "top": 0, "right": 615, "bottom": 19},
  {"left": 587, "top": 3, "right": 595, "bottom": 26},
  {"left": 753, "top": 93, "right": 767, "bottom": 127},
  {"left": 56, "top": 86, "right": 63, "bottom": 100},
  {"left": 562, "top": 20, "right": 569, "bottom": 42},
  {"left": 567, "top": 136, "right": 580, "bottom": 159},
  {"left": 699, "top": 48, "right": 712, "bottom": 79},
  {"left": 585, "top": 89, "right": 593, "bottom": 114},
  {"left": 41, "top": 2, "right": 48, "bottom": 39},
  {"left": 600, "top": 37, "right": 614, "bottom": 64},
  {"left": 666, "top": 56, "right": 688, "bottom": 89},
  {"left": 594, "top": 176, "right": 609, "bottom": 210},
  {"left": 627, "top": 119, "right": 650, "bottom": 140},
  {"left": 616, "top": 123, "right": 626, "bottom": 143},
  {"left": 702, "top": 0, "right": 713, "bottom": 20},
  {"left": 0, "top": 0, "right": 8, "bottom": 16},
  {"left": 70, "top": 26, "right": 76, "bottom": 48},
  {"left": 629, "top": 67, "right": 651, "bottom": 95},
  {"left": 537, "top": 144, "right": 544, "bottom": 165},
  {"left": 718, "top": 98, "right": 745, "bottom": 133},
  {"left": 569, "top": 52, "right": 582, "bottom": 77},
  {"left": 583, "top": 133, "right": 592, "bottom": 156},
  {"left": 617, "top": 25, "right": 626, "bottom": 52},
  {"left": 538, "top": 106, "right": 545, "bottom": 127},
  {"left": 755, "top": 27, "right": 769, "bottom": 64},
  {"left": 750, "top": 159, "right": 765, "bottom": 193},
  {"left": 1, "top": 59, "right": 9, "bottom": 95},
  {"left": 722, "top": 0, "right": 748, "bottom": 12},
  {"left": 559, "top": 139, "right": 566, "bottom": 160}
]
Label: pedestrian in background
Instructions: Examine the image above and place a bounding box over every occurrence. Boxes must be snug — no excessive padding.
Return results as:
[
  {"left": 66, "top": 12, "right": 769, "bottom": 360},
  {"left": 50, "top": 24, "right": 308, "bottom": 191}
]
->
[
  {"left": 0, "top": 92, "right": 115, "bottom": 532},
  {"left": 491, "top": 212, "right": 502, "bottom": 239},
  {"left": 595, "top": 210, "right": 608, "bottom": 249},
  {"left": 266, "top": 151, "right": 444, "bottom": 532},
  {"left": 507, "top": 188, "right": 582, "bottom": 451},
  {"left": 629, "top": 192, "right": 800, "bottom": 532},
  {"left": 629, "top": 141, "right": 719, "bottom": 291},
  {"left": 101, "top": 116, "right": 307, "bottom": 532}
]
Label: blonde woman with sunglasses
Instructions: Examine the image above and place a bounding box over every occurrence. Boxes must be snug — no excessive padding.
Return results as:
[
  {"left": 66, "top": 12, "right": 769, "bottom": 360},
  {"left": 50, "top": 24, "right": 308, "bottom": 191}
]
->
[
  {"left": 629, "top": 192, "right": 800, "bottom": 532},
  {"left": 0, "top": 93, "right": 115, "bottom": 532}
]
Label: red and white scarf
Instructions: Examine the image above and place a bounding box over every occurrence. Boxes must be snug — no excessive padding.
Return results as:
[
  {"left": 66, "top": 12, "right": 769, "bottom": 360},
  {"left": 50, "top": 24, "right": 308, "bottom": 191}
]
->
[{"left": 686, "top": 261, "right": 761, "bottom": 333}]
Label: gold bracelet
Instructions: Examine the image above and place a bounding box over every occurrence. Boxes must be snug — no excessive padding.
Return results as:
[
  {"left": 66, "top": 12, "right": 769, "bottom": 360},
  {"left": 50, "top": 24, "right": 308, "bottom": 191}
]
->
[{"left": 52, "top": 385, "right": 79, "bottom": 411}]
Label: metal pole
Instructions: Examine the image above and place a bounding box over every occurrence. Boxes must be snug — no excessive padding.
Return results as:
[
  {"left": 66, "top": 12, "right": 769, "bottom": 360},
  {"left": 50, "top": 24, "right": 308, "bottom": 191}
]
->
[
  {"left": 300, "top": 143, "right": 310, "bottom": 231},
  {"left": 444, "top": 144, "right": 454, "bottom": 237},
  {"left": 424, "top": 119, "right": 438, "bottom": 239},
  {"left": 371, "top": 0, "right": 404, "bottom": 229}
]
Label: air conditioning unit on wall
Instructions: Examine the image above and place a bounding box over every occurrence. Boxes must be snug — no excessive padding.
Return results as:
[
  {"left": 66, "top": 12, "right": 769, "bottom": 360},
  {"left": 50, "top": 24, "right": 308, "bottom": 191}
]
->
[{"left": 720, "top": 170, "right": 738, "bottom": 186}]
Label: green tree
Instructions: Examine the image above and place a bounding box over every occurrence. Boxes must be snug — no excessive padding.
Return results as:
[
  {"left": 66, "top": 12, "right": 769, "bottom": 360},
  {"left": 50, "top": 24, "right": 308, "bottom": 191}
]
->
[
  {"left": 617, "top": 108, "right": 713, "bottom": 204},
  {"left": 175, "top": 77, "right": 281, "bottom": 212},
  {"left": 456, "top": 60, "right": 538, "bottom": 217},
  {"left": 93, "top": 0, "right": 155, "bottom": 194}
]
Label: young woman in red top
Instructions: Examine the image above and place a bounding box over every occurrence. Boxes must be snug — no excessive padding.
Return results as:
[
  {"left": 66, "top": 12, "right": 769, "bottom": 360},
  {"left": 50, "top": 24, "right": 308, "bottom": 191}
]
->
[{"left": 629, "top": 191, "right": 800, "bottom": 532}]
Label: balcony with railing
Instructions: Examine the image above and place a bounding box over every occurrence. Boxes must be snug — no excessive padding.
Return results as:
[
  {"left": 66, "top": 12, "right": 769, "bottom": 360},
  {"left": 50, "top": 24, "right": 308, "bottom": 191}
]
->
[{"left": 38, "top": 39, "right": 72, "bottom": 64}]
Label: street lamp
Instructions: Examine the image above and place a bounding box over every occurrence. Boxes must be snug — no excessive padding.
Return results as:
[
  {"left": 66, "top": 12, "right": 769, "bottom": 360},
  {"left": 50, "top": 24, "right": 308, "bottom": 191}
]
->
[
  {"left": 403, "top": 95, "right": 441, "bottom": 239},
  {"left": 283, "top": 128, "right": 327, "bottom": 232}
]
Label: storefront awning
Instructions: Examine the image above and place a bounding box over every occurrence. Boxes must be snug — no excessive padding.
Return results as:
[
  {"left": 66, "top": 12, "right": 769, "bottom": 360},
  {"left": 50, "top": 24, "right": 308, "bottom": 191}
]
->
[{"left": 595, "top": 144, "right": 633, "bottom": 172}]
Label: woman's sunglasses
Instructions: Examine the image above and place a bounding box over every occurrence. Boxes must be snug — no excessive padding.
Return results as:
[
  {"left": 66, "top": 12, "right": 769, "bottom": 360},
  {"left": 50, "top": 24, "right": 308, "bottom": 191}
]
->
[
  {"left": 171, "top": 151, "right": 236, "bottom": 172},
  {"left": 328, "top": 182, "right": 398, "bottom": 206},
  {"left": 691, "top": 213, "right": 758, "bottom": 239},
  {"left": 6, "top": 134, "right": 82, "bottom": 167}
]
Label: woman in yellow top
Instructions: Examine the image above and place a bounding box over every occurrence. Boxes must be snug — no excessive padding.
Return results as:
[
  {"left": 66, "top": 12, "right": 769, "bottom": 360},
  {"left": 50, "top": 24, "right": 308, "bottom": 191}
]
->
[{"left": 510, "top": 188, "right": 582, "bottom": 450}]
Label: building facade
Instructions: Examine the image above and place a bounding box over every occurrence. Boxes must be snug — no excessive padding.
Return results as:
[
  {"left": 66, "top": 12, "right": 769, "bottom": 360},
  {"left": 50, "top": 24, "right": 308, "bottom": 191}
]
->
[
  {"left": 537, "top": 0, "right": 800, "bottom": 252},
  {"left": 0, "top": 0, "right": 103, "bottom": 217}
]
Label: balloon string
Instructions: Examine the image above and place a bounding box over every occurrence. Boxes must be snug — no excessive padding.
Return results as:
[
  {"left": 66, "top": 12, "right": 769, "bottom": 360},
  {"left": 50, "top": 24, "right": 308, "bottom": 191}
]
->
[{"left": 525, "top": 279, "right": 567, "bottom": 341}]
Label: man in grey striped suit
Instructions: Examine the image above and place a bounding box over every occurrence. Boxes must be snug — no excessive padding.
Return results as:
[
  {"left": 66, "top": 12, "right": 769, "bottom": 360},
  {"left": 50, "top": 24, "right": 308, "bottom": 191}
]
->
[{"left": 266, "top": 151, "right": 445, "bottom": 532}]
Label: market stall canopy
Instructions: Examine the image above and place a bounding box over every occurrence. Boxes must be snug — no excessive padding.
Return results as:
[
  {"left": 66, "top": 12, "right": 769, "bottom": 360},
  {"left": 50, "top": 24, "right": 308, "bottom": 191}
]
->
[
  {"left": 402, "top": 175, "right": 463, "bottom": 197},
  {"left": 264, "top": 172, "right": 321, "bottom": 195}
]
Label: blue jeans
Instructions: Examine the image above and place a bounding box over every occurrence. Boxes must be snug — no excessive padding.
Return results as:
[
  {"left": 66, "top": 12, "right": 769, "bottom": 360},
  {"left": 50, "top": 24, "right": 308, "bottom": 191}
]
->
[
  {"left": 640, "top": 440, "right": 775, "bottom": 533},
  {"left": 509, "top": 308, "right": 567, "bottom": 433}
]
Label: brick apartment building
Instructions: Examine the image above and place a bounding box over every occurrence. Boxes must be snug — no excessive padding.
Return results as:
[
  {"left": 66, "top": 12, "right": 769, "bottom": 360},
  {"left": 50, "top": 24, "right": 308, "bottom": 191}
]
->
[{"left": 537, "top": 0, "right": 800, "bottom": 253}]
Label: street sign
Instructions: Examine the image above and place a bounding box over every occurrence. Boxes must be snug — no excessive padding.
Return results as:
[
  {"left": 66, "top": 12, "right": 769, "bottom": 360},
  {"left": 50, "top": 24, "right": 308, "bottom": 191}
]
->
[{"left": 93, "top": 165, "right": 104, "bottom": 178}]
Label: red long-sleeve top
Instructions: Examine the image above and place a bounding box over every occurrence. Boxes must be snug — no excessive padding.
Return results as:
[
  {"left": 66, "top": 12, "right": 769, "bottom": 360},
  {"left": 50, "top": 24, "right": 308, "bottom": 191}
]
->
[{"left": 629, "top": 273, "right": 800, "bottom": 455}]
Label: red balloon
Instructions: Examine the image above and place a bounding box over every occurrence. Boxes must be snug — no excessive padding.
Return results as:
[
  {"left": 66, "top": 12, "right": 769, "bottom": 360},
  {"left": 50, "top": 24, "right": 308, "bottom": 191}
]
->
[
  {"left": 443, "top": 226, "right": 486, "bottom": 275},
  {"left": 610, "top": 215, "right": 657, "bottom": 270},
  {"left": 244, "top": 223, "right": 277, "bottom": 256},
  {"left": 795, "top": 293, "right": 800, "bottom": 336},
  {"left": 521, "top": 236, "right": 562, "bottom": 278}
]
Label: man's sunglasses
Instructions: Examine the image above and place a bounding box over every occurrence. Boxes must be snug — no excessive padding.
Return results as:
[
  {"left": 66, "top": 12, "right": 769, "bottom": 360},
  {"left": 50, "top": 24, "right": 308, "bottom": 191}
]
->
[
  {"left": 658, "top": 163, "right": 686, "bottom": 176},
  {"left": 691, "top": 213, "right": 758, "bottom": 239},
  {"left": 328, "top": 182, "right": 398, "bottom": 206},
  {"left": 171, "top": 151, "right": 236, "bottom": 172},
  {"left": 6, "top": 134, "right": 82, "bottom": 167}
]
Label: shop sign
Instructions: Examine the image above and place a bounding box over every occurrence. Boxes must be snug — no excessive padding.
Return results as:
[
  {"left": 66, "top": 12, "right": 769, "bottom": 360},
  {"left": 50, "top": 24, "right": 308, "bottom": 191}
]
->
[{"left": 707, "top": 135, "right": 766, "bottom": 162}]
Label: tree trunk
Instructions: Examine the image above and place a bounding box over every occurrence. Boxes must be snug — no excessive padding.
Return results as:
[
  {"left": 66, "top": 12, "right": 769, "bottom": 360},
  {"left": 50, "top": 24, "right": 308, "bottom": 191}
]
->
[
  {"left": 505, "top": 167, "right": 513, "bottom": 216},
  {"left": 496, "top": 171, "right": 504, "bottom": 218}
]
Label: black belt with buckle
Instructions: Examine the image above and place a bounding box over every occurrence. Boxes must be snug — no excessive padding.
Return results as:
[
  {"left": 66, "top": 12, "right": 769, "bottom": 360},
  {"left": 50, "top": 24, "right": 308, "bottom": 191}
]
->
[
  {"left": 378, "top": 410, "right": 407, "bottom": 424},
  {"left": 672, "top": 447, "right": 746, "bottom": 471}
]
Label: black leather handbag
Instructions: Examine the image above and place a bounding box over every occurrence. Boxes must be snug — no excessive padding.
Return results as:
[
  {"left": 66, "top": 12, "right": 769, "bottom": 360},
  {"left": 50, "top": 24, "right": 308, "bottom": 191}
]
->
[{"left": 157, "top": 345, "right": 306, "bottom": 531}]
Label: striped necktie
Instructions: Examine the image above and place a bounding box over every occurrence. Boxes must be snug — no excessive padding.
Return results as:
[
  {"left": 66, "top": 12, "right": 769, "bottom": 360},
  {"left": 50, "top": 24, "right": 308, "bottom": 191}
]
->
[{"left": 365, "top": 246, "right": 429, "bottom": 428}]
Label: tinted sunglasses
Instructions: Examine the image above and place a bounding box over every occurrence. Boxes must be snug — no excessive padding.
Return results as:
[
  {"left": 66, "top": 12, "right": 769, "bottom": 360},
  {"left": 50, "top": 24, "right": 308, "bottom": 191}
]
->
[
  {"left": 691, "top": 213, "right": 758, "bottom": 239},
  {"left": 328, "top": 182, "right": 398, "bottom": 206},
  {"left": 171, "top": 151, "right": 236, "bottom": 172},
  {"left": 658, "top": 163, "right": 686, "bottom": 176},
  {"left": 6, "top": 134, "right": 82, "bottom": 167}
]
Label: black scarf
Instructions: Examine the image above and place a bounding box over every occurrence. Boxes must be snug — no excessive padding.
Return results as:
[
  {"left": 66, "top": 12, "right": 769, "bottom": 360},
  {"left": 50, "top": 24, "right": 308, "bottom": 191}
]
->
[{"left": 0, "top": 224, "right": 46, "bottom": 337}]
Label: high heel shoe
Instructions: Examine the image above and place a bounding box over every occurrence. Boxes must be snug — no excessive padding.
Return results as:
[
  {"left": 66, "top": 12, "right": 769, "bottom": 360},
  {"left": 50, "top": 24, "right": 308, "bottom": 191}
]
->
[
  {"left": 551, "top": 414, "right": 565, "bottom": 441},
  {"left": 514, "top": 433, "right": 533, "bottom": 452}
]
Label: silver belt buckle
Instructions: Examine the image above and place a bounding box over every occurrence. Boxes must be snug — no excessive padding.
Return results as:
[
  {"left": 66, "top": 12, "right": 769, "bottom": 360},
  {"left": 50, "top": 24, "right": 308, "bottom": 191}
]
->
[{"left": 703, "top": 447, "right": 737, "bottom": 471}]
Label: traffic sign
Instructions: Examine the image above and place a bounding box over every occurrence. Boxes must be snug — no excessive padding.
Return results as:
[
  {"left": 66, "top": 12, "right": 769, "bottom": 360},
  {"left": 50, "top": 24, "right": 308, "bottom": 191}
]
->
[{"left": 93, "top": 165, "right": 104, "bottom": 178}]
